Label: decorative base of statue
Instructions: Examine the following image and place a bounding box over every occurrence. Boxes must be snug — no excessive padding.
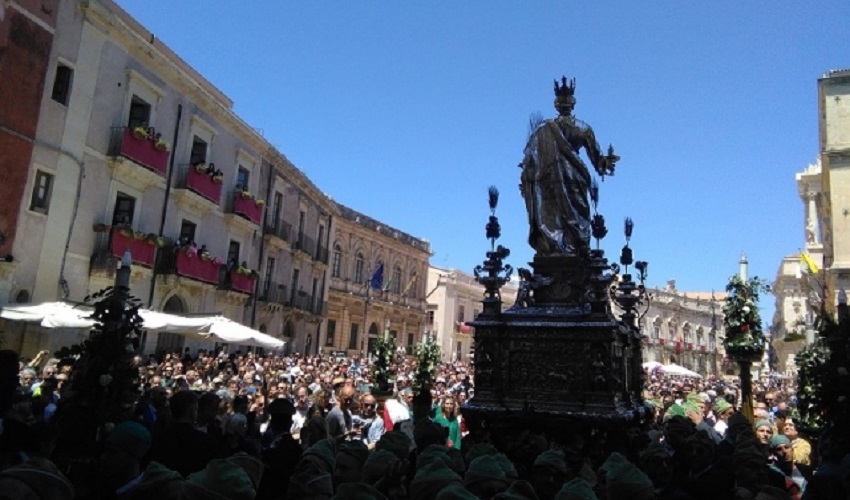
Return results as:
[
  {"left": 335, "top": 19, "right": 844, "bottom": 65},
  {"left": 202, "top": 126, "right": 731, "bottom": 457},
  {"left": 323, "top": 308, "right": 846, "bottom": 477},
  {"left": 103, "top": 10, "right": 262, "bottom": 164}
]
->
[{"left": 465, "top": 248, "right": 650, "bottom": 468}]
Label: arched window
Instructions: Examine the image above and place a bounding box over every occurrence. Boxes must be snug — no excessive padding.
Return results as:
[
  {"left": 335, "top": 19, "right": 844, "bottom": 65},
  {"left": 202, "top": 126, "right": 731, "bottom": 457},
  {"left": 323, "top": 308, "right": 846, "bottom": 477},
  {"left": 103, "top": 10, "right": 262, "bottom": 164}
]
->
[
  {"left": 354, "top": 252, "right": 365, "bottom": 284},
  {"left": 164, "top": 295, "right": 185, "bottom": 313},
  {"left": 683, "top": 324, "right": 693, "bottom": 345},
  {"left": 283, "top": 321, "right": 294, "bottom": 338},
  {"left": 667, "top": 320, "right": 676, "bottom": 343},
  {"left": 393, "top": 265, "right": 402, "bottom": 294},
  {"left": 696, "top": 326, "right": 705, "bottom": 348},
  {"left": 652, "top": 318, "right": 662, "bottom": 340},
  {"left": 709, "top": 331, "right": 717, "bottom": 351},
  {"left": 332, "top": 245, "right": 342, "bottom": 278}
]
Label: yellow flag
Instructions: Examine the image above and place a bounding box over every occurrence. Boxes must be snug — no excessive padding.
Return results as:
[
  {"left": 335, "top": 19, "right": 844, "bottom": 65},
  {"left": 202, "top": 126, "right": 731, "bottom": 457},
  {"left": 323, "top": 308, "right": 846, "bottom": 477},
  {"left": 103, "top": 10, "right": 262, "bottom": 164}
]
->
[
  {"left": 403, "top": 272, "right": 418, "bottom": 295},
  {"left": 800, "top": 252, "right": 819, "bottom": 274}
]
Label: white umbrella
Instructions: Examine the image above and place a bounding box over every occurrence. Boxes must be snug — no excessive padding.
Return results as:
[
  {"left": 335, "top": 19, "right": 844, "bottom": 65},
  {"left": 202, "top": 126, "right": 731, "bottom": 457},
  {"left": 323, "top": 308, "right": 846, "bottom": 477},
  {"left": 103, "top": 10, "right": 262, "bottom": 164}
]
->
[
  {"left": 0, "top": 302, "right": 283, "bottom": 349},
  {"left": 642, "top": 361, "right": 663, "bottom": 371},
  {"left": 661, "top": 363, "right": 703, "bottom": 378}
]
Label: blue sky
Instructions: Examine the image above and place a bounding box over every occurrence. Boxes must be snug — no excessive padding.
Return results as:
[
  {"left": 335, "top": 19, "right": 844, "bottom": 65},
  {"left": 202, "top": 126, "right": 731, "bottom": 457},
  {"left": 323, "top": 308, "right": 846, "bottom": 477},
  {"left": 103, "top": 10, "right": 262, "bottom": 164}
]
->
[{"left": 116, "top": 1, "right": 849, "bottom": 319}]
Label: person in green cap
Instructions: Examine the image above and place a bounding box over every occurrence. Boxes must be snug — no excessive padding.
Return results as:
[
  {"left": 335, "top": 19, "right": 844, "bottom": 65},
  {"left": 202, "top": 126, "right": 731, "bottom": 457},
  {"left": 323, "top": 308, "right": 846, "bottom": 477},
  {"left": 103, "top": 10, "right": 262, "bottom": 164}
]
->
[
  {"left": 555, "top": 477, "right": 598, "bottom": 500},
  {"left": 712, "top": 397, "right": 734, "bottom": 437}
]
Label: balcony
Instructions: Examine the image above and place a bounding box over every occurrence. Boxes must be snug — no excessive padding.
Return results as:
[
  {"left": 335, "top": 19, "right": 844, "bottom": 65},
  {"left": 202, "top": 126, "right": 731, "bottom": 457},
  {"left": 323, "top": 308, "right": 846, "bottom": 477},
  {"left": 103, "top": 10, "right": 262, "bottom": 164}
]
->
[
  {"left": 286, "top": 291, "right": 324, "bottom": 315},
  {"left": 173, "top": 163, "right": 223, "bottom": 212},
  {"left": 219, "top": 269, "right": 256, "bottom": 295},
  {"left": 156, "top": 245, "right": 223, "bottom": 286},
  {"left": 108, "top": 127, "right": 169, "bottom": 188},
  {"left": 293, "top": 233, "right": 316, "bottom": 260},
  {"left": 90, "top": 226, "right": 160, "bottom": 276},
  {"left": 315, "top": 244, "right": 329, "bottom": 265},
  {"left": 263, "top": 219, "right": 292, "bottom": 249},
  {"left": 258, "top": 281, "right": 287, "bottom": 305},
  {"left": 225, "top": 190, "right": 263, "bottom": 230}
]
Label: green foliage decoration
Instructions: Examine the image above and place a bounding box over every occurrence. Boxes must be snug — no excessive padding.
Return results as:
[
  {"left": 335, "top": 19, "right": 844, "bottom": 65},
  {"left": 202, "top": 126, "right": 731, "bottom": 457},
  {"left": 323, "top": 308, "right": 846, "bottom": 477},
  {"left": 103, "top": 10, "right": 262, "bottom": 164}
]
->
[
  {"left": 413, "top": 339, "right": 441, "bottom": 392},
  {"left": 722, "top": 274, "right": 770, "bottom": 360},
  {"left": 53, "top": 285, "right": 144, "bottom": 459},
  {"left": 795, "top": 334, "right": 831, "bottom": 433},
  {"left": 372, "top": 335, "right": 396, "bottom": 393}
]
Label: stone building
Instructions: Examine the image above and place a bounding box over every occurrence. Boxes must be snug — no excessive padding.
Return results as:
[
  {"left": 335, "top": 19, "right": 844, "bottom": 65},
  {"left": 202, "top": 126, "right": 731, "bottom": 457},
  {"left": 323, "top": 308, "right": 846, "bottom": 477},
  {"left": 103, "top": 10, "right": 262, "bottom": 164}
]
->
[
  {"left": 0, "top": 0, "right": 412, "bottom": 359},
  {"left": 639, "top": 280, "right": 726, "bottom": 377},
  {"left": 425, "top": 266, "right": 518, "bottom": 362},
  {"left": 819, "top": 69, "right": 850, "bottom": 304},
  {"left": 770, "top": 69, "right": 850, "bottom": 375},
  {"left": 325, "top": 205, "right": 430, "bottom": 358}
]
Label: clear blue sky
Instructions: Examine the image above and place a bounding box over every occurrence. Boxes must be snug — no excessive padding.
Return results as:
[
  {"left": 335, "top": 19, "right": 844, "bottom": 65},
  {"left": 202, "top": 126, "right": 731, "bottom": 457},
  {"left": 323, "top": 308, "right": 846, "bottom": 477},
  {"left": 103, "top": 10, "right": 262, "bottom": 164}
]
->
[{"left": 117, "top": 1, "right": 849, "bottom": 320}]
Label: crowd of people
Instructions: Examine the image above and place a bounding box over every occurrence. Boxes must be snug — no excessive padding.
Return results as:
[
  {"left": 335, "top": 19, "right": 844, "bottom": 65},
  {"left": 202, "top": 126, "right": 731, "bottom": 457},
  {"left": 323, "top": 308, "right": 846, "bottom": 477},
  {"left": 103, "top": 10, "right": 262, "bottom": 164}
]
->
[{"left": 1, "top": 347, "right": 849, "bottom": 499}]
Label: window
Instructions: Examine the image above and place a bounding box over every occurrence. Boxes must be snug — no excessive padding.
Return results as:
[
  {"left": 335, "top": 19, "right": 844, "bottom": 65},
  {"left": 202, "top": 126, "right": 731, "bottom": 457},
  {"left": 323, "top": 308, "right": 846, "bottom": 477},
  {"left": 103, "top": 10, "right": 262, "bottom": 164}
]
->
[
  {"left": 317, "top": 225, "right": 325, "bottom": 249},
  {"left": 390, "top": 330, "right": 397, "bottom": 342},
  {"left": 653, "top": 324, "right": 661, "bottom": 340},
  {"left": 236, "top": 167, "right": 249, "bottom": 190},
  {"left": 51, "top": 64, "right": 73, "bottom": 105},
  {"left": 190, "top": 136, "right": 207, "bottom": 165},
  {"left": 112, "top": 192, "right": 136, "bottom": 226},
  {"left": 426, "top": 311, "right": 435, "bottom": 326},
  {"left": 29, "top": 171, "right": 53, "bottom": 213},
  {"left": 290, "top": 269, "right": 300, "bottom": 303},
  {"left": 127, "top": 95, "right": 151, "bottom": 129},
  {"left": 264, "top": 257, "right": 276, "bottom": 296},
  {"left": 272, "top": 192, "right": 282, "bottom": 228},
  {"left": 354, "top": 253, "right": 364, "bottom": 284},
  {"left": 297, "top": 210, "right": 305, "bottom": 243},
  {"left": 228, "top": 241, "right": 241, "bottom": 268},
  {"left": 393, "top": 266, "right": 402, "bottom": 294},
  {"left": 407, "top": 333, "right": 414, "bottom": 355},
  {"left": 311, "top": 278, "right": 319, "bottom": 312},
  {"left": 332, "top": 245, "right": 342, "bottom": 278},
  {"left": 457, "top": 305, "right": 466, "bottom": 324},
  {"left": 180, "top": 220, "right": 196, "bottom": 245},
  {"left": 348, "top": 323, "right": 359, "bottom": 350},
  {"left": 326, "top": 320, "right": 336, "bottom": 346}
]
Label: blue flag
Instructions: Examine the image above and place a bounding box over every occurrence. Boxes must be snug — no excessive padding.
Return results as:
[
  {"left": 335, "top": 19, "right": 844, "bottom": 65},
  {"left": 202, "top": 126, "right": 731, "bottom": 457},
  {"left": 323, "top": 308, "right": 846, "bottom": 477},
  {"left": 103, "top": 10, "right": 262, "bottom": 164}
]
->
[{"left": 369, "top": 263, "right": 384, "bottom": 290}]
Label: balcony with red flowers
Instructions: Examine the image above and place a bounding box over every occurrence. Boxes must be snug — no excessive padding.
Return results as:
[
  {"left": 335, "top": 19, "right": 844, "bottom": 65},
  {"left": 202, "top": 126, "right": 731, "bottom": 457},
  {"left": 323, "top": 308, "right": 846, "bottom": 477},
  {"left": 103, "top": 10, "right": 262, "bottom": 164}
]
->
[
  {"left": 108, "top": 127, "right": 170, "bottom": 188},
  {"left": 225, "top": 189, "right": 264, "bottom": 230},
  {"left": 90, "top": 224, "right": 162, "bottom": 277},
  {"left": 173, "top": 163, "right": 223, "bottom": 214},
  {"left": 220, "top": 267, "right": 257, "bottom": 295},
  {"left": 155, "top": 244, "right": 223, "bottom": 286}
]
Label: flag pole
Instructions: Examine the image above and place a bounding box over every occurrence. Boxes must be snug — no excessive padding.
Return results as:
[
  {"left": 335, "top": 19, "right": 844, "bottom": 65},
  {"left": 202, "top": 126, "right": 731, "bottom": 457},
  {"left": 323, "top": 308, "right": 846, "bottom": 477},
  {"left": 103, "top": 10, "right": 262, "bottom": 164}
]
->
[{"left": 362, "top": 277, "right": 370, "bottom": 360}]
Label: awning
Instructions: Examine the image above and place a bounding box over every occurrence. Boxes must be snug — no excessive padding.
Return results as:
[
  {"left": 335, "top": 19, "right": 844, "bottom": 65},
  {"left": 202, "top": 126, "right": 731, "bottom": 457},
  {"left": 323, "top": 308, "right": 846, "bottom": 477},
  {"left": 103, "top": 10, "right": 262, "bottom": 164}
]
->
[
  {"left": 0, "top": 302, "right": 283, "bottom": 349},
  {"left": 661, "top": 363, "right": 703, "bottom": 378}
]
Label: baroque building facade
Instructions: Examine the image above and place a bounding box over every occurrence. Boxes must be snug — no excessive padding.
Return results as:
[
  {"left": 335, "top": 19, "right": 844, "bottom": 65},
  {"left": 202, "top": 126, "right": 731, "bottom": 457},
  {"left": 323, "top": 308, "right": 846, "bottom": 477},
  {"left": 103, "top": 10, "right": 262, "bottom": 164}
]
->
[
  {"left": 771, "top": 68, "right": 850, "bottom": 376},
  {"left": 425, "top": 266, "right": 518, "bottom": 362},
  {"left": 639, "top": 280, "right": 726, "bottom": 377},
  {"left": 325, "top": 206, "right": 430, "bottom": 358},
  {"left": 0, "top": 0, "right": 415, "bottom": 359}
]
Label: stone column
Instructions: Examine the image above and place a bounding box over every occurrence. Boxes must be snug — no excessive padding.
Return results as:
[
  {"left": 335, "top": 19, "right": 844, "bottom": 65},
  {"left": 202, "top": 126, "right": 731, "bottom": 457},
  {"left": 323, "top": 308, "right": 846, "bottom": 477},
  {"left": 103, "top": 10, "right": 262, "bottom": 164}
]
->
[{"left": 805, "top": 192, "right": 819, "bottom": 244}]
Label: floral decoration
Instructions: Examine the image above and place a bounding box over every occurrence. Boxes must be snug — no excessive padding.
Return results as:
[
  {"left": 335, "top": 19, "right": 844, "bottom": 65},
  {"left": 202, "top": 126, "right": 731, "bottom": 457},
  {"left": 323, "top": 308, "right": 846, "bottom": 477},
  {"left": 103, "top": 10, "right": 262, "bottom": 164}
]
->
[
  {"left": 372, "top": 335, "right": 396, "bottom": 393},
  {"left": 722, "top": 274, "right": 770, "bottom": 360},
  {"left": 412, "top": 338, "right": 441, "bottom": 391}
]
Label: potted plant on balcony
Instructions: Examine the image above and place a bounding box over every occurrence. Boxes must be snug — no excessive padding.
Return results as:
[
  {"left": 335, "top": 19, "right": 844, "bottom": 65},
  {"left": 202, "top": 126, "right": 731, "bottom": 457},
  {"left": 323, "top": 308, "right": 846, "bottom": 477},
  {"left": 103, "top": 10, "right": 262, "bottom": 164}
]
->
[
  {"left": 212, "top": 173, "right": 224, "bottom": 184},
  {"left": 194, "top": 162, "right": 207, "bottom": 173},
  {"left": 240, "top": 190, "right": 253, "bottom": 200},
  {"left": 132, "top": 124, "right": 149, "bottom": 140},
  {"left": 153, "top": 133, "right": 170, "bottom": 152},
  {"left": 144, "top": 233, "right": 164, "bottom": 248},
  {"left": 255, "top": 199, "right": 266, "bottom": 207}
]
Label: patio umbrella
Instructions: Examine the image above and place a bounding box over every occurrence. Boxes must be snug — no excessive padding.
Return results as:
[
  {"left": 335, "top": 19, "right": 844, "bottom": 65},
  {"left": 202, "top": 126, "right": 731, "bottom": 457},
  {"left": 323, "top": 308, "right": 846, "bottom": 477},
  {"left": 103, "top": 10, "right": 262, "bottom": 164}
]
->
[{"left": 661, "top": 363, "right": 703, "bottom": 378}]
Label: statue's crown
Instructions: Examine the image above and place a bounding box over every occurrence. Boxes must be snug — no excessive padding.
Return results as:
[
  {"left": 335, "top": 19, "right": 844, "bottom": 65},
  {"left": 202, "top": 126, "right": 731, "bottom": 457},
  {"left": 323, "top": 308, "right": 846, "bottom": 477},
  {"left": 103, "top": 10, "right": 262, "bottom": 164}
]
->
[{"left": 554, "top": 76, "right": 576, "bottom": 99}]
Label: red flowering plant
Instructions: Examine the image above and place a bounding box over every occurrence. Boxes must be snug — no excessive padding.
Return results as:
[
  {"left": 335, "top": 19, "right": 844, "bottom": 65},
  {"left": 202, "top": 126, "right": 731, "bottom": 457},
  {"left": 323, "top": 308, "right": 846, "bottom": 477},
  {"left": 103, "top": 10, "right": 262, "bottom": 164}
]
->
[{"left": 722, "top": 274, "right": 770, "bottom": 361}]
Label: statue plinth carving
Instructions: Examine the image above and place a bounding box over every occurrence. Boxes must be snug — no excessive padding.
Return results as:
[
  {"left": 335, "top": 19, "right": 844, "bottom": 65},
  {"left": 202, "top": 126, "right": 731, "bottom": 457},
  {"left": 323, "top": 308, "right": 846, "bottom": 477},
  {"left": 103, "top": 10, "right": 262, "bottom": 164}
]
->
[{"left": 465, "top": 77, "right": 650, "bottom": 459}]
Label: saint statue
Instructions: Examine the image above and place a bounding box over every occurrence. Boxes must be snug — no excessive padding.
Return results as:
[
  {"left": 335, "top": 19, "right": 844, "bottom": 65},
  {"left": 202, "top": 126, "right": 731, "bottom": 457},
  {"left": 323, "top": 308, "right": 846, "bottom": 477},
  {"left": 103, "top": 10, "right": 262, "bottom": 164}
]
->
[{"left": 520, "top": 77, "right": 618, "bottom": 255}]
